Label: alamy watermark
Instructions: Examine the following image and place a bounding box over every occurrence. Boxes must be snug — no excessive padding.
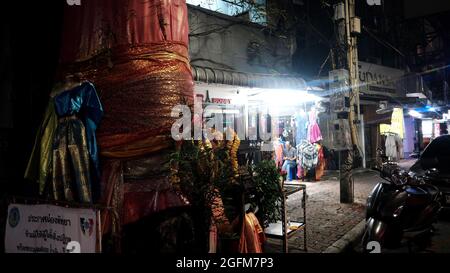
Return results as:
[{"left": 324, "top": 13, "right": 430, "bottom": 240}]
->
[
  {"left": 66, "top": 0, "right": 81, "bottom": 6},
  {"left": 366, "top": 0, "right": 381, "bottom": 6},
  {"left": 171, "top": 103, "right": 280, "bottom": 151}
]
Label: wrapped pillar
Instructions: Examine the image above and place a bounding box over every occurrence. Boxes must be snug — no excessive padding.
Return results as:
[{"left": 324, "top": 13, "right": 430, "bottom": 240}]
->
[{"left": 58, "top": 0, "right": 193, "bottom": 243}]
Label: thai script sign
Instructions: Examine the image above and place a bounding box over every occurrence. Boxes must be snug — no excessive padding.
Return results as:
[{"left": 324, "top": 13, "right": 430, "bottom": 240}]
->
[{"left": 5, "top": 204, "right": 97, "bottom": 253}]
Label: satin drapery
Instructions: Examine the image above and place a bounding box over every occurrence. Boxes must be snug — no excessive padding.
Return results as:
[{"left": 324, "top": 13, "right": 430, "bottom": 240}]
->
[{"left": 58, "top": 0, "right": 194, "bottom": 230}]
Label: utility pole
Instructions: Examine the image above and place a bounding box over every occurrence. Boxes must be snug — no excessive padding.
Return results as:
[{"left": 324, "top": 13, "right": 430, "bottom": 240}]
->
[{"left": 333, "top": 0, "right": 361, "bottom": 203}]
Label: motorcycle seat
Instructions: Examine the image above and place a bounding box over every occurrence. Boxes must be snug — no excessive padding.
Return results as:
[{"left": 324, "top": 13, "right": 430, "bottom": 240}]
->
[
  {"left": 419, "top": 185, "right": 440, "bottom": 200},
  {"left": 406, "top": 185, "right": 439, "bottom": 199}
]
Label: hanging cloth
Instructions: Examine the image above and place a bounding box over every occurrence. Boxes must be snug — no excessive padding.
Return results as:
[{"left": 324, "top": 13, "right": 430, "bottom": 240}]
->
[
  {"left": 274, "top": 139, "right": 285, "bottom": 169},
  {"left": 24, "top": 100, "right": 58, "bottom": 195},
  {"left": 395, "top": 134, "right": 403, "bottom": 160},
  {"left": 315, "top": 144, "right": 326, "bottom": 181},
  {"left": 295, "top": 111, "right": 308, "bottom": 146},
  {"left": 54, "top": 82, "right": 103, "bottom": 201},
  {"left": 52, "top": 116, "right": 92, "bottom": 203},
  {"left": 238, "top": 212, "right": 266, "bottom": 253},
  {"left": 298, "top": 140, "right": 319, "bottom": 171},
  {"left": 385, "top": 134, "right": 397, "bottom": 160},
  {"left": 307, "top": 108, "right": 322, "bottom": 143}
]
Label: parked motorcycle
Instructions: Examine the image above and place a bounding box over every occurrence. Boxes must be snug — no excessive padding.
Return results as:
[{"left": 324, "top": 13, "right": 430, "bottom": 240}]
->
[{"left": 362, "top": 162, "right": 442, "bottom": 252}]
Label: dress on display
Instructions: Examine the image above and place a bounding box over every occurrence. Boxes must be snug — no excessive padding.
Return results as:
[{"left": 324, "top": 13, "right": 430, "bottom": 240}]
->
[
  {"left": 385, "top": 134, "right": 398, "bottom": 160},
  {"left": 315, "top": 144, "right": 325, "bottom": 181},
  {"left": 52, "top": 116, "right": 92, "bottom": 203},
  {"left": 307, "top": 108, "right": 322, "bottom": 143},
  {"left": 238, "top": 212, "right": 266, "bottom": 253},
  {"left": 298, "top": 140, "right": 319, "bottom": 171},
  {"left": 274, "top": 140, "right": 285, "bottom": 169},
  {"left": 24, "top": 82, "right": 103, "bottom": 204},
  {"left": 24, "top": 100, "right": 58, "bottom": 195},
  {"left": 53, "top": 82, "right": 103, "bottom": 203},
  {"left": 295, "top": 112, "right": 308, "bottom": 146}
]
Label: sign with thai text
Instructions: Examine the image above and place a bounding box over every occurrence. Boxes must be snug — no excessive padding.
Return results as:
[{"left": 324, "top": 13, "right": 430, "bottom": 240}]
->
[
  {"left": 4, "top": 204, "right": 97, "bottom": 253},
  {"left": 358, "top": 61, "right": 405, "bottom": 97}
]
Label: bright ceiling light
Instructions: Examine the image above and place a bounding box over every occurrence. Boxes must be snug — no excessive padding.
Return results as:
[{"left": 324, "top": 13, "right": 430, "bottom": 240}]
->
[{"left": 258, "top": 89, "right": 322, "bottom": 106}]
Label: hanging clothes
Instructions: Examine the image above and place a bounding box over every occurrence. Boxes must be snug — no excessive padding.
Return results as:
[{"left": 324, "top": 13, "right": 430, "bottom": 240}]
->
[
  {"left": 295, "top": 111, "right": 308, "bottom": 146},
  {"left": 52, "top": 116, "right": 92, "bottom": 203},
  {"left": 274, "top": 139, "right": 285, "bottom": 169},
  {"left": 238, "top": 212, "right": 265, "bottom": 253},
  {"left": 54, "top": 82, "right": 103, "bottom": 187},
  {"left": 24, "top": 100, "right": 58, "bottom": 195},
  {"left": 315, "top": 144, "right": 326, "bottom": 181},
  {"left": 25, "top": 82, "right": 103, "bottom": 204},
  {"left": 385, "top": 134, "right": 397, "bottom": 160},
  {"left": 395, "top": 134, "right": 403, "bottom": 160},
  {"left": 307, "top": 108, "right": 322, "bottom": 143},
  {"left": 298, "top": 140, "right": 319, "bottom": 171}
]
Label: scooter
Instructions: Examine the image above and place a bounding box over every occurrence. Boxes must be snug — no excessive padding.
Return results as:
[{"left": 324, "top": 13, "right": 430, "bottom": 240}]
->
[{"left": 362, "top": 162, "right": 442, "bottom": 253}]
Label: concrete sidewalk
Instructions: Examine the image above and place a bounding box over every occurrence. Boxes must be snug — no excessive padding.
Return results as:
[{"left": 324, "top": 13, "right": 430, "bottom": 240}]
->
[{"left": 264, "top": 169, "right": 380, "bottom": 253}]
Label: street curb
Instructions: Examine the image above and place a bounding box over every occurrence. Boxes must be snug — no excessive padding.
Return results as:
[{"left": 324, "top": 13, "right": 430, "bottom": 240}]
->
[{"left": 322, "top": 219, "right": 366, "bottom": 253}]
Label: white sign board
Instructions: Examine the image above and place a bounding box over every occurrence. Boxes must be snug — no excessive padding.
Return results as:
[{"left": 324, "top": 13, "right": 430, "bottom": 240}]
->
[
  {"left": 358, "top": 61, "right": 406, "bottom": 97},
  {"left": 5, "top": 204, "right": 98, "bottom": 253}
]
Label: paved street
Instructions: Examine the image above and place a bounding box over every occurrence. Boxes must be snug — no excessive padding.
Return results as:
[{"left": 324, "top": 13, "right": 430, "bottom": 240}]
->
[{"left": 265, "top": 170, "right": 380, "bottom": 253}]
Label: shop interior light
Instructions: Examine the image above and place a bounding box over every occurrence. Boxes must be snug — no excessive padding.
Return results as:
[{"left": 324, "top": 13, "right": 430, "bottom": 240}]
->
[
  {"left": 408, "top": 109, "right": 423, "bottom": 119},
  {"left": 257, "top": 89, "right": 322, "bottom": 106}
]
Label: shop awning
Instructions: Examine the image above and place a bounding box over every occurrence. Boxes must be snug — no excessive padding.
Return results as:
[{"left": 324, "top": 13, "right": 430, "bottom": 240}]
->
[{"left": 191, "top": 65, "right": 308, "bottom": 90}]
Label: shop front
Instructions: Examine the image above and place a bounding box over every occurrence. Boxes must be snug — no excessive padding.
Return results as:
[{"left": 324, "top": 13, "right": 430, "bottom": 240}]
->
[
  {"left": 192, "top": 67, "right": 332, "bottom": 183},
  {"left": 367, "top": 104, "right": 448, "bottom": 167}
]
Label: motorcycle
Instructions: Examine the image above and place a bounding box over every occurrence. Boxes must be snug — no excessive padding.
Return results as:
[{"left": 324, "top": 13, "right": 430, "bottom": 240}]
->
[{"left": 362, "top": 162, "right": 442, "bottom": 252}]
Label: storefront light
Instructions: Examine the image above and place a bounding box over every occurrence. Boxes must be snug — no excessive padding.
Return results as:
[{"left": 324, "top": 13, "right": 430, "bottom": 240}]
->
[
  {"left": 408, "top": 109, "right": 423, "bottom": 119},
  {"left": 260, "top": 89, "right": 322, "bottom": 106}
]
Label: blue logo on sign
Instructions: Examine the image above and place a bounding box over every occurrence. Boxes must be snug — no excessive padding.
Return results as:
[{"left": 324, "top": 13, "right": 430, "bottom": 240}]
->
[{"left": 8, "top": 207, "right": 20, "bottom": 228}]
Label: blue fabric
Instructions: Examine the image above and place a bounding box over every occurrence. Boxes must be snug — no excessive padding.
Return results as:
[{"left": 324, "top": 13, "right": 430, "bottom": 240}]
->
[
  {"left": 295, "top": 113, "right": 308, "bottom": 146},
  {"left": 54, "top": 82, "right": 103, "bottom": 198}
]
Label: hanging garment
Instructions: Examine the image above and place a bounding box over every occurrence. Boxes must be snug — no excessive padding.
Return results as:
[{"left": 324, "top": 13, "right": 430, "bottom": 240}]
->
[
  {"left": 24, "top": 100, "right": 58, "bottom": 195},
  {"left": 52, "top": 116, "right": 92, "bottom": 203},
  {"left": 238, "top": 212, "right": 266, "bottom": 253},
  {"left": 315, "top": 144, "right": 326, "bottom": 181},
  {"left": 385, "top": 134, "right": 397, "bottom": 160},
  {"left": 295, "top": 112, "right": 308, "bottom": 146},
  {"left": 395, "top": 135, "right": 404, "bottom": 160},
  {"left": 274, "top": 140, "right": 284, "bottom": 169},
  {"left": 298, "top": 140, "right": 319, "bottom": 171},
  {"left": 54, "top": 82, "right": 103, "bottom": 201},
  {"left": 307, "top": 108, "right": 322, "bottom": 143},
  {"left": 296, "top": 144, "right": 304, "bottom": 178}
]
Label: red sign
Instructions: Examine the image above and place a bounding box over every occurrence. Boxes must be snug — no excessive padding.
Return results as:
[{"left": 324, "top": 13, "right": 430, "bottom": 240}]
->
[{"left": 211, "top": 98, "right": 231, "bottom": 104}]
